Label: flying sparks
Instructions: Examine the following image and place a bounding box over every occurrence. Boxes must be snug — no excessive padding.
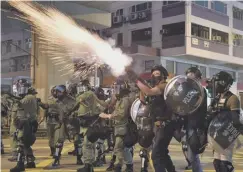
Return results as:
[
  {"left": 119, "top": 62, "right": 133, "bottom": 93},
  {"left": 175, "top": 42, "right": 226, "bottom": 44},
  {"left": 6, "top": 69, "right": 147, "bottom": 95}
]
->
[{"left": 8, "top": 1, "right": 132, "bottom": 79}]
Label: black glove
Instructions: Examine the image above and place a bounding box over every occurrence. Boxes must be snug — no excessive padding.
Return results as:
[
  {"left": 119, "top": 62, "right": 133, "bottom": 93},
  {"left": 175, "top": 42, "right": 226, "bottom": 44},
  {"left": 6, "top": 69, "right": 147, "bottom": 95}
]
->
[{"left": 37, "top": 98, "right": 41, "bottom": 103}]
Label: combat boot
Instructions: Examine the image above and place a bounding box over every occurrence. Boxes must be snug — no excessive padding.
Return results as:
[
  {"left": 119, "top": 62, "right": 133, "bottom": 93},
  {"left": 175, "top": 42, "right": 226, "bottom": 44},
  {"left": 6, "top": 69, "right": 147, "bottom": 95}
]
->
[
  {"left": 77, "top": 163, "right": 94, "bottom": 172},
  {"left": 52, "top": 156, "right": 60, "bottom": 167},
  {"left": 25, "top": 155, "right": 36, "bottom": 168},
  {"left": 77, "top": 155, "right": 84, "bottom": 165},
  {"left": 125, "top": 164, "right": 133, "bottom": 172},
  {"left": 10, "top": 161, "right": 25, "bottom": 172},
  {"left": 114, "top": 164, "right": 122, "bottom": 172}
]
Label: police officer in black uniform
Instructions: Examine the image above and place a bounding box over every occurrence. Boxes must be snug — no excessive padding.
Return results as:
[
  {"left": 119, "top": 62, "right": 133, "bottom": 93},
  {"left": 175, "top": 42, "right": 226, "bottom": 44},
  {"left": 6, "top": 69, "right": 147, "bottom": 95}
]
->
[
  {"left": 207, "top": 71, "right": 243, "bottom": 172},
  {"left": 126, "top": 65, "right": 177, "bottom": 172},
  {"left": 180, "top": 67, "right": 207, "bottom": 172}
]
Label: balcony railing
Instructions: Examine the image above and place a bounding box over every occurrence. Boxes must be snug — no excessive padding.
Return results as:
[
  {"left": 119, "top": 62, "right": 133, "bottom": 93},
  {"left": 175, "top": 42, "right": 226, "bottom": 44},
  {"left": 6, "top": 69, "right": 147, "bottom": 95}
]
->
[
  {"left": 191, "top": 36, "right": 229, "bottom": 55},
  {"left": 162, "top": 34, "right": 185, "bottom": 49},
  {"left": 162, "top": 1, "right": 185, "bottom": 18},
  {"left": 191, "top": 3, "right": 229, "bottom": 26}
]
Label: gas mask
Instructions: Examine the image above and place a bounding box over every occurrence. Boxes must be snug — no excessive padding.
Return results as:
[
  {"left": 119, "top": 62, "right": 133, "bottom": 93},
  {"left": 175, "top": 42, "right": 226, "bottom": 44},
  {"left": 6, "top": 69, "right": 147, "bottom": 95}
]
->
[
  {"left": 17, "top": 81, "right": 29, "bottom": 97},
  {"left": 215, "top": 81, "right": 227, "bottom": 94},
  {"left": 151, "top": 75, "right": 162, "bottom": 87},
  {"left": 77, "top": 85, "right": 89, "bottom": 94}
]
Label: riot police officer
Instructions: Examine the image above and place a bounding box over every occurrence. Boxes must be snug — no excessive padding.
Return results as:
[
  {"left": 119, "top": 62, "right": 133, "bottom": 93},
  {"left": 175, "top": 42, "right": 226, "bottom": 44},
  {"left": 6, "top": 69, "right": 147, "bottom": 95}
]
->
[
  {"left": 52, "top": 85, "right": 76, "bottom": 167},
  {"left": 99, "top": 79, "right": 133, "bottom": 172},
  {"left": 46, "top": 86, "right": 59, "bottom": 156},
  {"left": 10, "top": 79, "right": 39, "bottom": 172},
  {"left": 76, "top": 80, "right": 108, "bottom": 172},
  {"left": 126, "top": 65, "right": 177, "bottom": 172},
  {"left": 207, "top": 71, "right": 242, "bottom": 172},
  {"left": 180, "top": 67, "right": 207, "bottom": 172},
  {"left": 39, "top": 85, "right": 76, "bottom": 167}
]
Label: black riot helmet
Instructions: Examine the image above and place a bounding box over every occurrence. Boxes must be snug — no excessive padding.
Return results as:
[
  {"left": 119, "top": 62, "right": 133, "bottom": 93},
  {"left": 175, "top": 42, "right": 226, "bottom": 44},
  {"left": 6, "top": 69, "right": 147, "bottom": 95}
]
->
[
  {"left": 185, "top": 67, "right": 202, "bottom": 79},
  {"left": 95, "top": 86, "right": 105, "bottom": 100},
  {"left": 51, "top": 86, "right": 57, "bottom": 98},
  {"left": 112, "top": 79, "right": 130, "bottom": 99},
  {"left": 55, "top": 85, "right": 67, "bottom": 100},
  {"left": 151, "top": 65, "right": 169, "bottom": 86},
  {"left": 77, "top": 79, "right": 91, "bottom": 94},
  {"left": 214, "top": 71, "right": 233, "bottom": 94}
]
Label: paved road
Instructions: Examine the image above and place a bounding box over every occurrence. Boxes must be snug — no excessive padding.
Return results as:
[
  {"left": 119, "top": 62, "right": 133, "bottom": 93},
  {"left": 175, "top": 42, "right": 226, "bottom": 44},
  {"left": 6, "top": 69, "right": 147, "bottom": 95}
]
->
[{"left": 1, "top": 137, "right": 243, "bottom": 172}]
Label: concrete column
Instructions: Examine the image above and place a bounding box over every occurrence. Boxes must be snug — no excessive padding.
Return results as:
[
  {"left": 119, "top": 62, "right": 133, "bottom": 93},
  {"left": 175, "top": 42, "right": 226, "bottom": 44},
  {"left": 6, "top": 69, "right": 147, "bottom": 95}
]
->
[
  {"left": 228, "top": 2, "right": 233, "bottom": 56},
  {"left": 185, "top": 1, "right": 192, "bottom": 54}
]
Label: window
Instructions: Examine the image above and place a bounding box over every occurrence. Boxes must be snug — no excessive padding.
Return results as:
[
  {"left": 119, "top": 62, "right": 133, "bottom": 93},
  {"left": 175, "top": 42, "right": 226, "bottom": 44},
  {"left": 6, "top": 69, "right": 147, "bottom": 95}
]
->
[
  {"left": 162, "top": 22, "right": 185, "bottom": 37},
  {"left": 130, "top": 2, "right": 152, "bottom": 13},
  {"left": 16, "top": 40, "right": 21, "bottom": 52},
  {"left": 211, "top": 1, "right": 227, "bottom": 14},
  {"left": 191, "top": 23, "right": 209, "bottom": 39},
  {"left": 211, "top": 29, "right": 228, "bottom": 44},
  {"left": 25, "top": 38, "right": 31, "bottom": 49},
  {"left": 117, "top": 33, "right": 123, "bottom": 46},
  {"left": 6, "top": 40, "right": 12, "bottom": 53},
  {"left": 163, "top": 1, "right": 180, "bottom": 6},
  {"left": 115, "top": 9, "right": 123, "bottom": 16},
  {"left": 209, "top": 68, "right": 235, "bottom": 79},
  {"left": 132, "top": 28, "right": 152, "bottom": 45},
  {"left": 194, "top": 1, "right": 208, "bottom": 8},
  {"left": 199, "top": 66, "right": 207, "bottom": 78},
  {"left": 166, "top": 60, "right": 174, "bottom": 74},
  {"left": 233, "top": 7, "right": 243, "bottom": 21},
  {"left": 176, "top": 62, "right": 192, "bottom": 75},
  {"left": 145, "top": 60, "right": 154, "bottom": 71},
  {"left": 233, "top": 33, "right": 243, "bottom": 46}
]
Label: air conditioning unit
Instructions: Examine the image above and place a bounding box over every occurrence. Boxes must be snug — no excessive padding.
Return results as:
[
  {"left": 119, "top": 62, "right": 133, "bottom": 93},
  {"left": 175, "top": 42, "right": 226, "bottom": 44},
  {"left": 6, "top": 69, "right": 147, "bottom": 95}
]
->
[
  {"left": 123, "top": 16, "right": 129, "bottom": 23},
  {"left": 213, "top": 36, "right": 221, "bottom": 41},
  {"left": 145, "top": 30, "right": 152, "bottom": 36},
  {"left": 9, "top": 59, "right": 16, "bottom": 66},
  {"left": 25, "top": 38, "right": 32, "bottom": 49},
  {"left": 139, "top": 12, "right": 147, "bottom": 19},
  {"left": 130, "top": 13, "right": 138, "bottom": 20},
  {"left": 160, "top": 29, "right": 168, "bottom": 34},
  {"left": 204, "top": 41, "right": 209, "bottom": 48},
  {"left": 113, "top": 16, "right": 122, "bottom": 24}
]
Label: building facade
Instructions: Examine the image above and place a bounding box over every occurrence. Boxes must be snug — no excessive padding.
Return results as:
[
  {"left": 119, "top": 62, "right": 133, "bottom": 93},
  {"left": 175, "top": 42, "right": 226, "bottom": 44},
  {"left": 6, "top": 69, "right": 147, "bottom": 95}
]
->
[
  {"left": 1, "top": 10, "right": 32, "bottom": 93},
  {"left": 104, "top": 1, "right": 243, "bottom": 105}
]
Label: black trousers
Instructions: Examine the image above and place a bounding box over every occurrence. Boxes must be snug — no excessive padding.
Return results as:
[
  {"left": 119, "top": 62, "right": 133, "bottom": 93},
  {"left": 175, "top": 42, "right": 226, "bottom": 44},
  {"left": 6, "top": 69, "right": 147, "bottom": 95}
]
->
[{"left": 151, "top": 121, "right": 176, "bottom": 172}]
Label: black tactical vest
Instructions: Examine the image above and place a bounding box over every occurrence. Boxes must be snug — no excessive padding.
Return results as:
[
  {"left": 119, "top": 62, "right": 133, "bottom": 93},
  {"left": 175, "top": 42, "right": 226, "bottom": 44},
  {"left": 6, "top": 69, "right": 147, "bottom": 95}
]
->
[{"left": 214, "top": 91, "right": 233, "bottom": 112}]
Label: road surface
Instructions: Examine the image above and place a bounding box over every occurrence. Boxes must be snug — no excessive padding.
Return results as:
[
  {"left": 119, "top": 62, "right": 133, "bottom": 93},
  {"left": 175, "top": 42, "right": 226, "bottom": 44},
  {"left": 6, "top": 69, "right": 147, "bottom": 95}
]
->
[{"left": 1, "top": 137, "right": 243, "bottom": 172}]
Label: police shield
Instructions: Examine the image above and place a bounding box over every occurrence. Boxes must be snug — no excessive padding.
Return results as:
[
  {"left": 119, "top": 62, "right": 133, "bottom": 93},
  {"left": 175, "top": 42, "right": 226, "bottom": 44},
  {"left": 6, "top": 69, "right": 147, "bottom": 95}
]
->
[
  {"left": 164, "top": 75, "right": 205, "bottom": 116},
  {"left": 130, "top": 98, "right": 154, "bottom": 148},
  {"left": 130, "top": 98, "right": 150, "bottom": 124},
  {"left": 208, "top": 111, "right": 241, "bottom": 155}
]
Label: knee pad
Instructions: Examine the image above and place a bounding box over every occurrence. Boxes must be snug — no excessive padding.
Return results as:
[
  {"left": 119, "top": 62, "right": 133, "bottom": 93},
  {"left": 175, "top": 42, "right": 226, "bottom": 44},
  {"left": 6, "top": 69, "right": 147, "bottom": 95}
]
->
[
  {"left": 213, "top": 159, "right": 221, "bottom": 172},
  {"left": 220, "top": 161, "right": 234, "bottom": 172}
]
